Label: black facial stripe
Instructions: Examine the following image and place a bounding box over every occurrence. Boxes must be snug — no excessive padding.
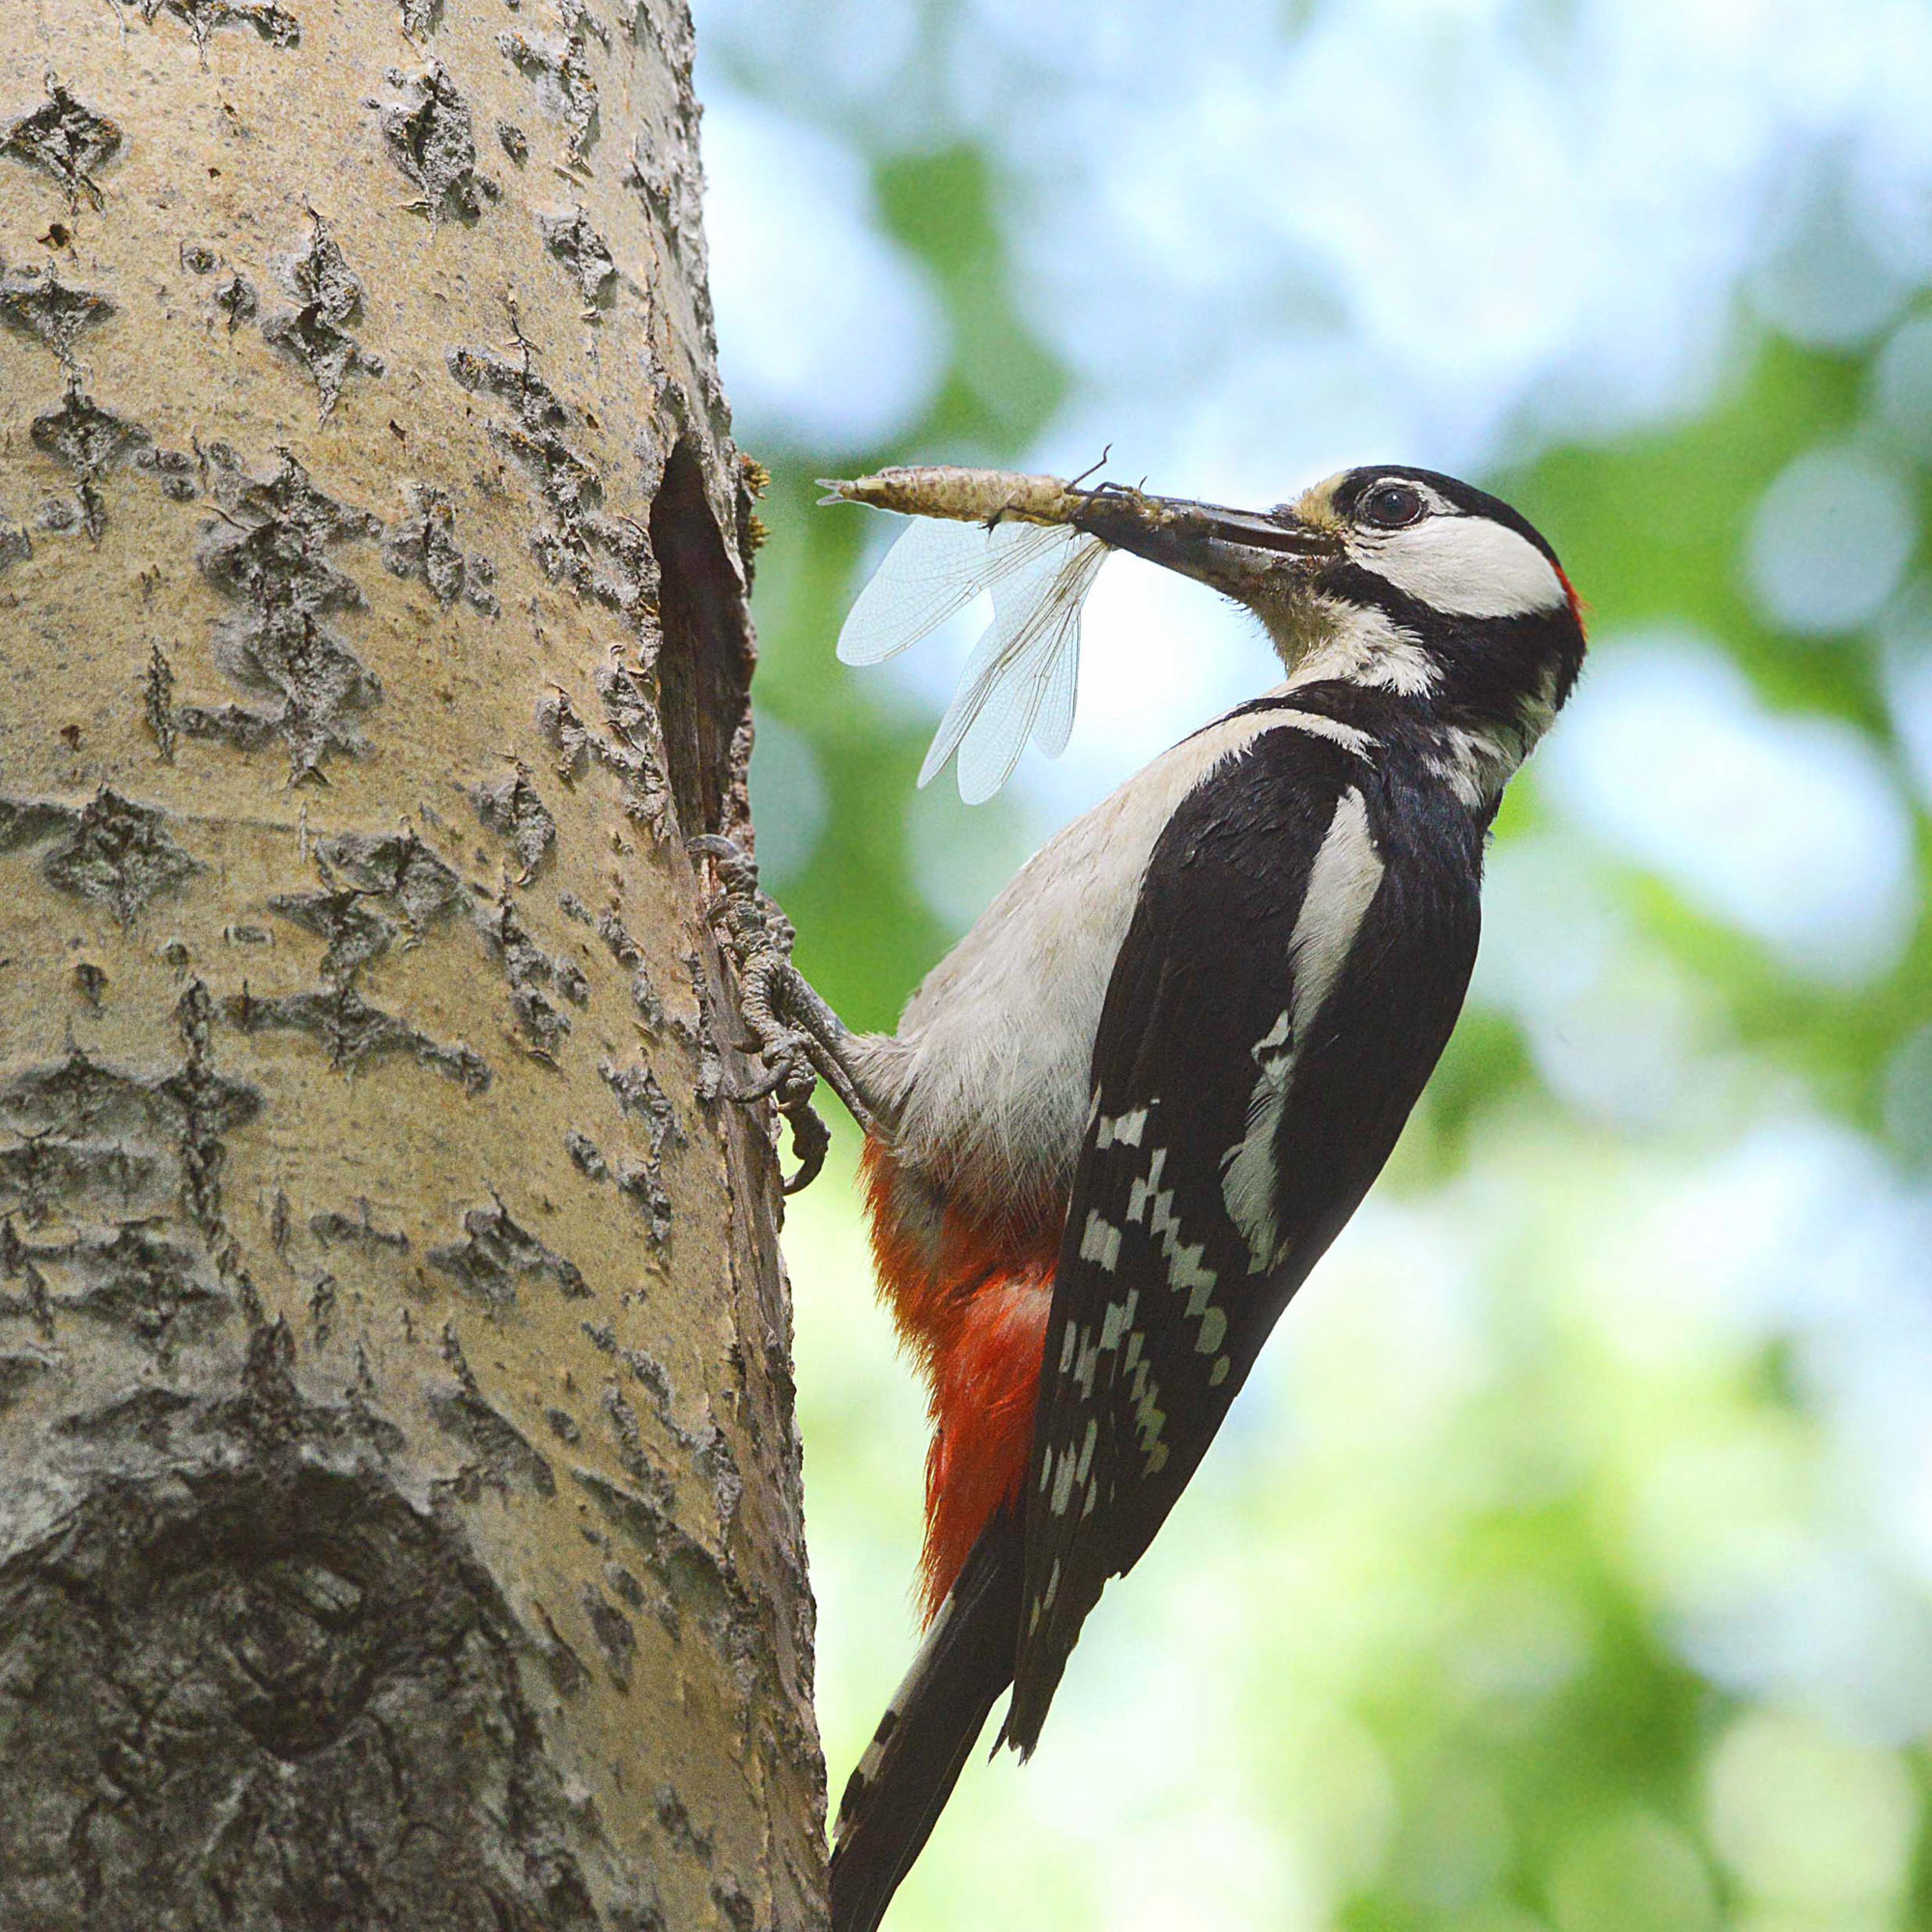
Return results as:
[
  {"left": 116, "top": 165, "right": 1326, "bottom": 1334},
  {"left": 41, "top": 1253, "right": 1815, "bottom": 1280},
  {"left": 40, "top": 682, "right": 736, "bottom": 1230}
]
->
[{"left": 1309, "top": 559, "right": 1586, "bottom": 717}]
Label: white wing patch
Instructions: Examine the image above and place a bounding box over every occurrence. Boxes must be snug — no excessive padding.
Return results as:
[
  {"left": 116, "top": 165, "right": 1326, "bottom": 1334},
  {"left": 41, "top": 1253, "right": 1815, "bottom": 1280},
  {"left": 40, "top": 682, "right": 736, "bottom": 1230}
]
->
[
  {"left": 890, "top": 703, "right": 1370, "bottom": 1211},
  {"left": 1221, "top": 786, "right": 1385, "bottom": 1272},
  {"left": 835, "top": 512, "right": 1109, "bottom": 803}
]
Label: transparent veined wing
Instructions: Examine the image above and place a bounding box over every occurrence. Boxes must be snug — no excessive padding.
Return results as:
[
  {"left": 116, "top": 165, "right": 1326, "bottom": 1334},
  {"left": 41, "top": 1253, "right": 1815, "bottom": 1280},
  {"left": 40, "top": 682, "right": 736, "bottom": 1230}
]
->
[
  {"left": 920, "top": 529, "right": 1109, "bottom": 804},
  {"left": 1028, "top": 582, "right": 1085, "bottom": 759},
  {"left": 836, "top": 511, "right": 1112, "bottom": 800},
  {"left": 836, "top": 516, "right": 1071, "bottom": 667}
]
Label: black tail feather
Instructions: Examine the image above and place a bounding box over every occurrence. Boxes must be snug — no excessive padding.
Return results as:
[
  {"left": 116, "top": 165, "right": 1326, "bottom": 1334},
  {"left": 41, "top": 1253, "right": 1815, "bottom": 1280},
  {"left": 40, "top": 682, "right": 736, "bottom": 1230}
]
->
[{"left": 828, "top": 1507, "right": 1023, "bottom": 1932}]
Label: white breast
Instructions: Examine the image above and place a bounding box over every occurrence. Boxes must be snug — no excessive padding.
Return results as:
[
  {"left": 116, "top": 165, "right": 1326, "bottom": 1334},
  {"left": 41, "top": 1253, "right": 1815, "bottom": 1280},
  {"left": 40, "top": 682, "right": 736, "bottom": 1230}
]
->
[{"left": 881, "top": 699, "right": 1348, "bottom": 1211}]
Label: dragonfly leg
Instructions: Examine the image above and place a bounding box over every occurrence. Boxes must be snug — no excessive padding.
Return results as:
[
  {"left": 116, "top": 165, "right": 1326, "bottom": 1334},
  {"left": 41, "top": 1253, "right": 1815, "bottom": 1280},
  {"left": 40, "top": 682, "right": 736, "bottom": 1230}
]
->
[{"left": 691, "top": 836, "right": 899, "bottom": 1191}]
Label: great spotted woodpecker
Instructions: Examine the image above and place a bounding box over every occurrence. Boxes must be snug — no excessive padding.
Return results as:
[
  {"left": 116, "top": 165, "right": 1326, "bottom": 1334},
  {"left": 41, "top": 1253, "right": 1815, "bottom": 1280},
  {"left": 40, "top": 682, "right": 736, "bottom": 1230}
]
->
[{"left": 708, "top": 466, "right": 1586, "bottom": 1932}]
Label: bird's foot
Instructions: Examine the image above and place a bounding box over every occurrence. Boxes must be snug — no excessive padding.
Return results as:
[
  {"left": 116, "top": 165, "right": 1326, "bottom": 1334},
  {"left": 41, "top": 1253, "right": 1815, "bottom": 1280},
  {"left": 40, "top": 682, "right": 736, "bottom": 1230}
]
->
[{"left": 692, "top": 835, "right": 892, "bottom": 1192}]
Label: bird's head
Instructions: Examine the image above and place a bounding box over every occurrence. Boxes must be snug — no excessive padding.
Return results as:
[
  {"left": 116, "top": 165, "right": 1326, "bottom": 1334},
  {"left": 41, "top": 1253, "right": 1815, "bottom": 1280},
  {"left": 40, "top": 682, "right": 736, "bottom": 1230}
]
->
[{"left": 1082, "top": 466, "right": 1587, "bottom": 799}]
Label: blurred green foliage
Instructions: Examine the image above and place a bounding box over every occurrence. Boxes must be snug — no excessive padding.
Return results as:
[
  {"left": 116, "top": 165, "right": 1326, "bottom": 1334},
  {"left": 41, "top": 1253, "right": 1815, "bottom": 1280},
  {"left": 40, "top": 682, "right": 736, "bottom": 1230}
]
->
[
  {"left": 1499, "top": 338, "right": 1932, "bottom": 1121},
  {"left": 728, "top": 55, "right": 1932, "bottom": 1932}
]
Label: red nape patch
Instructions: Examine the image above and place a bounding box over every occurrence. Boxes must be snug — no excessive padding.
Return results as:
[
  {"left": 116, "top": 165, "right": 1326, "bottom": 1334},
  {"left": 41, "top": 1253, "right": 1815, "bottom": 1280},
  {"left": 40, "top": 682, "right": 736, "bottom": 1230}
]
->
[
  {"left": 860, "top": 1142, "right": 1060, "bottom": 1621},
  {"left": 1554, "top": 561, "right": 1586, "bottom": 631}
]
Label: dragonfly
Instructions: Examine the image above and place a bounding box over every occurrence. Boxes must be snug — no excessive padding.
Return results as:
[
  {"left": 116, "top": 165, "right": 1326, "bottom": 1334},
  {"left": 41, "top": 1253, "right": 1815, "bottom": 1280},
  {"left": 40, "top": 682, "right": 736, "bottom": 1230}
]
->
[
  {"left": 823, "top": 463, "right": 1323, "bottom": 802},
  {"left": 822, "top": 466, "right": 1127, "bottom": 805}
]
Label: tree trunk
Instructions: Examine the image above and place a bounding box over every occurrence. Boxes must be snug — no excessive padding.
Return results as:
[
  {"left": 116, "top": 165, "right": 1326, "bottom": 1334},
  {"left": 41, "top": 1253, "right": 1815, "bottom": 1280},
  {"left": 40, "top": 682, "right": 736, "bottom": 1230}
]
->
[{"left": 0, "top": 5, "right": 823, "bottom": 1928}]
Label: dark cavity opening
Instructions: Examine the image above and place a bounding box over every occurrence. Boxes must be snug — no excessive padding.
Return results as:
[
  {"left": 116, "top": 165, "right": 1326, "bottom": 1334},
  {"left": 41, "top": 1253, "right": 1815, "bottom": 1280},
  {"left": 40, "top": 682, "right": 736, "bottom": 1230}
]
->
[{"left": 650, "top": 442, "right": 753, "bottom": 840}]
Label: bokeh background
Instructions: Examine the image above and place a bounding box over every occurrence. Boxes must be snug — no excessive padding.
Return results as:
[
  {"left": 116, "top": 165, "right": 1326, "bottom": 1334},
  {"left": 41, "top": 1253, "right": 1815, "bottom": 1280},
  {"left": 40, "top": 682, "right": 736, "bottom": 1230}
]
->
[{"left": 689, "top": 3, "right": 1932, "bottom": 1925}]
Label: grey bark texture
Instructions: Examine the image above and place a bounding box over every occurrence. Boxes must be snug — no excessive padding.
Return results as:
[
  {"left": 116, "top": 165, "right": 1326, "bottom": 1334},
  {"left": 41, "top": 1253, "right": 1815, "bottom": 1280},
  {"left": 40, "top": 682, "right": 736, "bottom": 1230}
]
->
[{"left": 0, "top": 3, "right": 826, "bottom": 1928}]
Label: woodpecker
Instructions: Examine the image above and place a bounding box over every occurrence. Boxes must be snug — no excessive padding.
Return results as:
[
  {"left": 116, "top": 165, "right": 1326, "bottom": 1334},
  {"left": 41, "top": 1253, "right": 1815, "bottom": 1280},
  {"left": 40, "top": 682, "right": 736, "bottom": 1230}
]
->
[{"left": 711, "top": 466, "right": 1586, "bottom": 1932}]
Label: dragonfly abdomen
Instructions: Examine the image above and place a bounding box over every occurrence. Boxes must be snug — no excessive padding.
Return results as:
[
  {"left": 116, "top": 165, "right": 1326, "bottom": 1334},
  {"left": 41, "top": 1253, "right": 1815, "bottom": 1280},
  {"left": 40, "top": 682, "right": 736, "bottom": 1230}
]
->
[{"left": 821, "top": 466, "right": 1084, "bottom": 526}]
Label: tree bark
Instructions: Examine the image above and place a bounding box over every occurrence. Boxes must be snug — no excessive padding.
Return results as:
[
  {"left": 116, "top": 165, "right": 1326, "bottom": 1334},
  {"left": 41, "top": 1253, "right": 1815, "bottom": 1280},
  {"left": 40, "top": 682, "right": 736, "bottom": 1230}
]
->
[{"left": 0, "top": 5, "right": 823, "bottom": 1928}]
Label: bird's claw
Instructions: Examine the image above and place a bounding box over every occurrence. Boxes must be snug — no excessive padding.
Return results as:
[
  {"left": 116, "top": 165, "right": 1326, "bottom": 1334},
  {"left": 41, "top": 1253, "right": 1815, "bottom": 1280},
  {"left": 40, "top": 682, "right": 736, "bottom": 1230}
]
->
[
  {"left": 777, "top": 1096, "right": 829, "bottom": 1195},
  {"left": 719, "top": 1019, "right": 814, "bottom": 1106},
  {"left": 692, "top": 834, "right": 833, "bottom": 1191}
]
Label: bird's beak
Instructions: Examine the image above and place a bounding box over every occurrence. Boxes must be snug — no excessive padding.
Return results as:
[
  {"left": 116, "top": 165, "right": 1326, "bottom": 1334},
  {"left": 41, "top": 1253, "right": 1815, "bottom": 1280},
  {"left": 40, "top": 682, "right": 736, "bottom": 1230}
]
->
[{"left": 1070, "top": 490, "right": 1344, "bottom": 598}]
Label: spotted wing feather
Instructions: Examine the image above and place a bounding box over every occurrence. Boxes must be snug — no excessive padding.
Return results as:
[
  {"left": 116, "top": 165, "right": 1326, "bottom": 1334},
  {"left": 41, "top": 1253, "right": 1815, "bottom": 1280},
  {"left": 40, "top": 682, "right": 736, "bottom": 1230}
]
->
[{"left": 1005, "top": 722, "right": 1485, "bottom": 1753}]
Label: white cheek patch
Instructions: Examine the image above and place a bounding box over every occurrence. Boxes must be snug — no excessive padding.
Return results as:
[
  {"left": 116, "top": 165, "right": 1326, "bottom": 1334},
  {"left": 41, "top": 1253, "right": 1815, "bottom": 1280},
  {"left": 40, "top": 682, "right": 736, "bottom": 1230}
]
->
[{"left": 1354, "top": 515, "right": 1568, "bottom": 618}]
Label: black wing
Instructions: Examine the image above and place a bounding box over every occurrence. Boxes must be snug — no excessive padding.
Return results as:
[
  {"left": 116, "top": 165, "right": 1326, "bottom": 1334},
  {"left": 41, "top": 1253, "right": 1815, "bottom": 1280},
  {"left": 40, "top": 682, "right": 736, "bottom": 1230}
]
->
[{"left": 1005, "top": 719, "right": 1483, "bottom": 1752}]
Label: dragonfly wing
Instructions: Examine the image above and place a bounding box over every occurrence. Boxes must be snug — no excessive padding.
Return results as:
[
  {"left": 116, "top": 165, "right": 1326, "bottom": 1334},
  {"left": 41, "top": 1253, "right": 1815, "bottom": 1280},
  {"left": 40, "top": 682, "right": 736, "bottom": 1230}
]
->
[
  {"left": 919, "top": 532, "right": 1107, "bottom": 801},
  {"left": 955, "top": 649, "right": 1058, "bottom": 803},
  {"left": 837, "top": 516, "right": 1065, "bottom": 667},
  {"left": 1031, "top": 624, "right": 1081, "bottom": 757},
  {"left": 956, "top": 545, "right": 1105, "bottom": 798},
  {"left": 916, "top": 614, "right": 1017, "bottom": 793},
  {"left": 1028, "top": 544, "right": 1105, "bottom": 758}
]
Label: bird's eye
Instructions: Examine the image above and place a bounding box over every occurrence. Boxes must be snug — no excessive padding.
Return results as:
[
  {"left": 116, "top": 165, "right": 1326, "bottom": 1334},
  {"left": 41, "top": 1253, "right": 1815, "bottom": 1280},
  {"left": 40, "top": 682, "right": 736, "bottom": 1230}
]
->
[{"left": 1359, "top": 482, "right": 1426, "bottom": 529}]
